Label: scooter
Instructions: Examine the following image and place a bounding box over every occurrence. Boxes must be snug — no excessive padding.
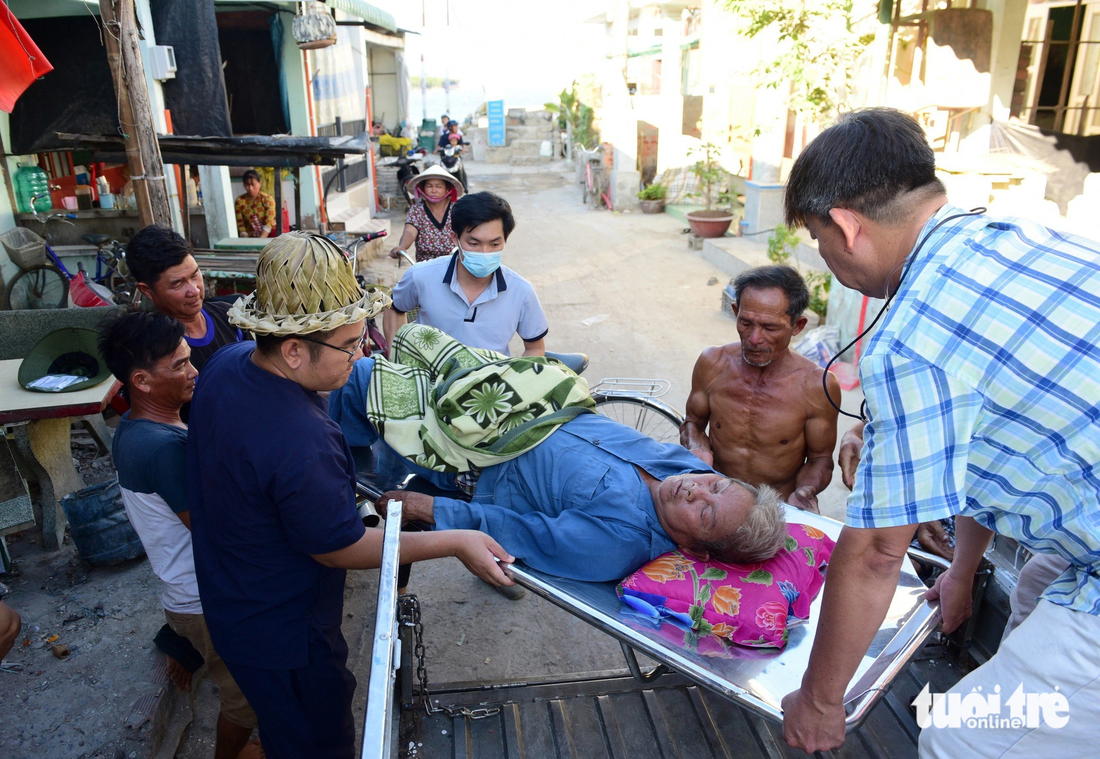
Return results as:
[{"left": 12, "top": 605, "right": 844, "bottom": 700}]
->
[
  {"left": 395, "top": 152, "right": 424, "bottom": 207},
  {"left": 438, "top": 142, "right": 469, "bottom": 193}
]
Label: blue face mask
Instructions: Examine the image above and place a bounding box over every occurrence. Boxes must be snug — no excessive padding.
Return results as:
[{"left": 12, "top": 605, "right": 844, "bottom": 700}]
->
[{"left": 460, "top": 248, "right": 503, "bottom": 278}]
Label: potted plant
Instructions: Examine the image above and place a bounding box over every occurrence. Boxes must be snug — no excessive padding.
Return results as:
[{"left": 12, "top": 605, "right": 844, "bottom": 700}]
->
[
  {"left": 685, "top": 143, "right": 735, "bottom": 238},
  {"left": 637, "top": 183, "right": 666, "bottom": 214}
]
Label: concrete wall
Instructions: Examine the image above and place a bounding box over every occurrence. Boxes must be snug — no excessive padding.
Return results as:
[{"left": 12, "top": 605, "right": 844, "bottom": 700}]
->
[
  {"left": 369, "top": 47, "right": 402, "bottom": 131},
  {"left": 0, "top": 306, "right": 121, "bottom": 360}
]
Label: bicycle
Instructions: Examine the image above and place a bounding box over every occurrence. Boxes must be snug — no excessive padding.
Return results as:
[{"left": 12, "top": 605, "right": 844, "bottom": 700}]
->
[
  {"left": 341, "top": 229, "right": 392, "bottom": 356},
  {"left": 544, "top": 353, "right": 684, "bottom": 443},
  {"left": 580, "top": 147, "right": 613, "bottom": 211},
  {"left": 2, "top": 226, "right": 134, "bottom": 310},
  {"left": 591, "top": 377, "right": 682, "bottom": 443}
]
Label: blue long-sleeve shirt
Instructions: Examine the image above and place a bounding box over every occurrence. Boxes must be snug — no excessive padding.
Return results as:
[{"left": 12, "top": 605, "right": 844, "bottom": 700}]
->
[{"left": 330, "top": 361, "right": 712, "bottom": 581}]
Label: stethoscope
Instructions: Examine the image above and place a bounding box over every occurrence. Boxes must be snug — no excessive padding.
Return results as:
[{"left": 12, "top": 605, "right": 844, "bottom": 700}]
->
[{"left": 823, "top": 207, "right": 987, "bottom": 423}]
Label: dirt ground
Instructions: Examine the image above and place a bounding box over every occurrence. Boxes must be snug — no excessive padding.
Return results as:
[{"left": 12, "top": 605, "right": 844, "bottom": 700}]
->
[{"left": 0, "top": 160, "right": 864, "bottom": 758}]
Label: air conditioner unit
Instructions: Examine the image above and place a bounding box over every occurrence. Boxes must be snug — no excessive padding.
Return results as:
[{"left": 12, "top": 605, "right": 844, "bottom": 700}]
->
[{"left": 148, "top": 45, "right": 177, "bottom": 81}]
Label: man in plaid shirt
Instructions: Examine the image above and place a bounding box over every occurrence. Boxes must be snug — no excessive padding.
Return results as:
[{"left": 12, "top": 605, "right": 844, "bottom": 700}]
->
[{"left": 780, "top": 108, "right": 1100, "bottom": 757}]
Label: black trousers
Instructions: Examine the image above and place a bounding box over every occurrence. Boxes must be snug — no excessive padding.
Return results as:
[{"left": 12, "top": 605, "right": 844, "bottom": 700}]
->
[{"left": 227, "top": 626, "right": 356, "bottom": 759}]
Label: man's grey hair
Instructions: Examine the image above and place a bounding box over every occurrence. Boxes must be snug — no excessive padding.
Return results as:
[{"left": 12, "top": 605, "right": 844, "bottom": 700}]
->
[{"left": 695, "top": 481, "right": 787, "bottom": 563}]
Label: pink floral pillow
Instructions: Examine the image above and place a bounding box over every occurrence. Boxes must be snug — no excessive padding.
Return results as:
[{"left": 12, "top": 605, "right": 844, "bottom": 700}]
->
[{"left": 617, "top": 523, "right": 835, "bottom": 650}]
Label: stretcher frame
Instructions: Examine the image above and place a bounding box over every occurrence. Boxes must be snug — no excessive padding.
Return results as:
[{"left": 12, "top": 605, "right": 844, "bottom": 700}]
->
[
  {"left": 504, "top": 507, "right": 942, "bottom": 732},
  {"left": 361, "top": 504, "right": 945, "bottom": 758}
]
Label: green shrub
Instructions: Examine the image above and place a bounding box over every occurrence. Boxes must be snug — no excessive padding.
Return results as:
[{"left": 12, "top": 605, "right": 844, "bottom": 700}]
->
[
  {"left": 766, "top": 223, "right": 831, "bottom": 319},
  {"left": 638, "top": 183, "right": 667, "bottom": 201}
]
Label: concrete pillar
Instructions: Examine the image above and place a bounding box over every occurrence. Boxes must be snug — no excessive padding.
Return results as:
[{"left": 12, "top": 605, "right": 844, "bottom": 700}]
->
[
  {"left": 0, "top": 114, "right": 20, "bottom": 288},
  {"left": 200, "top": 166, "right": 236, "bottom": 241},
  {"left": 656, "top": 15, "right": 685, "bottom": 174},
  {"left": 748, "top": 82, "right": 787, "bottom": 183},
  {"left": 960, "top": 0, "right": 1028, "bottom": 153},
  {"left": 986, "top": 0, "right": 1029, "bottom": 121},
  {"left": 605, "top": 0, "right": 641, "bottom": 211}
]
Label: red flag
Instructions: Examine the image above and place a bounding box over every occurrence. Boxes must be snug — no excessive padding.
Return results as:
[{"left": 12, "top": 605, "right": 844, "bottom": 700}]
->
[{"left": 0, "top": 4, "right": 53, "bottom": 113}]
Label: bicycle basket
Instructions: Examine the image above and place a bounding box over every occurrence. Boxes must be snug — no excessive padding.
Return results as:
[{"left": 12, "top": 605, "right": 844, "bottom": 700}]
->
[{"left": 1, "top": 227, "right": 47, "bottom": 270}]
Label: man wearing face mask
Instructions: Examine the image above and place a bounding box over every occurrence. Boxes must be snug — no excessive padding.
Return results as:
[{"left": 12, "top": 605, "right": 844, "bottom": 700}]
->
[{"left": 382, "top": 191, "right": 548, "bottom": 358}]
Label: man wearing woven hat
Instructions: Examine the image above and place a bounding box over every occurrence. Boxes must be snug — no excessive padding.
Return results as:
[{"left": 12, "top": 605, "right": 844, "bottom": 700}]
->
[{"left": 186, "top": 232, "right": 514, "bottom": 758}]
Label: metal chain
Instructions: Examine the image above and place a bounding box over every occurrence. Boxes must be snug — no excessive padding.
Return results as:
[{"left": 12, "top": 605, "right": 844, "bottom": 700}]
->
[{"left": 397, "top": 594, "right": 500, "bottom": 721}]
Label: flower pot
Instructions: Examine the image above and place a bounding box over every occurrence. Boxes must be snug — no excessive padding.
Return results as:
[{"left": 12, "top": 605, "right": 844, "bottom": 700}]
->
[
  {"left": 686, "top": 210, "right": 735, "bottom": 238},
  {"left": 639, "top": 199, "right": 665, "bottom": 214}
]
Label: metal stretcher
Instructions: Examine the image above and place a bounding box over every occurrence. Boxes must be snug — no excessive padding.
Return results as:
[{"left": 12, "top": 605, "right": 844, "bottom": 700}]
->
[{"left": 360, "top": 502, "right": 944, "bottom": 758}]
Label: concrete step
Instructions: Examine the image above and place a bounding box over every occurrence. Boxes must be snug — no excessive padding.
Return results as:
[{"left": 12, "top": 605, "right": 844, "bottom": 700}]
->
[
  {"left": 698, "top": 234, "right": 827, "bottom": 278},
  {"left": 509, "top": 155, "right": 554, "bottom": 166},
  {"left": 328, "top": 205, "right": 374, "bottom": 232}
]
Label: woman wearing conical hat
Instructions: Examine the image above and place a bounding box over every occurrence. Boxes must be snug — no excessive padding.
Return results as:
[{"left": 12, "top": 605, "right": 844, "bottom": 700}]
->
[
  {"left": 185, "top": 232, "right": 514, "bottom": 758},
  {"left": 388, "top": 165, "right": 464, "bottom": 263}
]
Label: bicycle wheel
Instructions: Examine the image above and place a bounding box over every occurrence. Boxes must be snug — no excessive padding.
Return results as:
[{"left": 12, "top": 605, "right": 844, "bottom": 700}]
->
[
  {"left": 6, "top": 265, "right": 69, "bottom": 310},
  {"left": 593, "top": 395, "right": 683, "bottom": 444}
]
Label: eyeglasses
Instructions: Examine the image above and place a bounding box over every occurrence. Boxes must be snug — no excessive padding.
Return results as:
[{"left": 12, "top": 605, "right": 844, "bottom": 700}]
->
[{"left": 299, "top": 328, "right": 366, "bottom": 364}]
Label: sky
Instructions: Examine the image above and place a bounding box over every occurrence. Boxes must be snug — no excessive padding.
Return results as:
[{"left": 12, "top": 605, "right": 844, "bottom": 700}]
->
[{"left": 380, "top": 0, "right": 609, "bottom": 121}]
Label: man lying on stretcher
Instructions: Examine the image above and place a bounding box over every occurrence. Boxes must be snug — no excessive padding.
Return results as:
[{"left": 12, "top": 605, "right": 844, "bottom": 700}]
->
[{"left": 330, "top": 324, "right": 788, "bottom": 582}]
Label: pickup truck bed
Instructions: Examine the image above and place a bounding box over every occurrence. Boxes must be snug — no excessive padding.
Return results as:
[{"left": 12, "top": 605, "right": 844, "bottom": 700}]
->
[{"left": 401, "top": 650, "right": 963, "bottom": 759}]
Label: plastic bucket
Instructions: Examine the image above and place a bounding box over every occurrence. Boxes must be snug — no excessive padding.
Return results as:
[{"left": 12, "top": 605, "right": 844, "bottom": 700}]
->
[{"left": 60, "top": 479, "right": 146, "bottom": 566}]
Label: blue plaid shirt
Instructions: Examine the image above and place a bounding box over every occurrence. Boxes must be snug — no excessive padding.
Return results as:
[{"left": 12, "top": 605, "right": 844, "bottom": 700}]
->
[{"left": 849, "top": 204, "right": 1100, "bottom": 616}]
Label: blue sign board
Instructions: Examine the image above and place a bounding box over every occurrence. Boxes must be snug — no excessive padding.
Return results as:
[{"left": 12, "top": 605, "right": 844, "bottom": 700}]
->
[{"left": 488, "top": 100, "right": 505, "bottom": 147}]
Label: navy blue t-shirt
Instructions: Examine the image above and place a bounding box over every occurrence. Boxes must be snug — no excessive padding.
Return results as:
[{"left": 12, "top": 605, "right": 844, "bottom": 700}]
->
[{"left": 187, "top": 342, "right": 366, "bottom": 669}]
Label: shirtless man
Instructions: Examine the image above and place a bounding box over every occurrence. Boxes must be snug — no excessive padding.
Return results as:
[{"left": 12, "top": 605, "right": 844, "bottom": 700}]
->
[{"left": 682, "top": 265, "right": 840, "bottom": 513}]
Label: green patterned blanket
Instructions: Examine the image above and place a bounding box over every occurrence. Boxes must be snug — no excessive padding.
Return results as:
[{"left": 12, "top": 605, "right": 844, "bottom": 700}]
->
[{"left": 366, "top": 323, "right": 595, "bottom": 473}]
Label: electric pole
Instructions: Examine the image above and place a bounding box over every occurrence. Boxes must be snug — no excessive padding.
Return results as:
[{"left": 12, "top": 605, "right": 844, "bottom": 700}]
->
[
  {"left": 421, "top": 0, "right": 427, "bottom": 121},
  {"left": 98, "top": 0, "right": 172, "bottom": 228}
]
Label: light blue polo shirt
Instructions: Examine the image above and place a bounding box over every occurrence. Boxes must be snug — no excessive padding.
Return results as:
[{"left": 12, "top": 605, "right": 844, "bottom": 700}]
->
[{"left": 390, "top": 252, "right": 549, "bottom": 355}]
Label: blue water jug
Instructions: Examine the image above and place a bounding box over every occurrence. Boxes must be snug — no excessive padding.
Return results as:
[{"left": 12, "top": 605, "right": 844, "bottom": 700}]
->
[{"left": 14, "top": 164, "right": 52, "bottom": 214}]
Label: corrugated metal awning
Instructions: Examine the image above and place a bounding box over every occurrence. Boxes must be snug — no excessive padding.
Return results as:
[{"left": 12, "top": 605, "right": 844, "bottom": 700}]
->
[{"left": 327, "top": 0, "right": 397, "bottom": 33}]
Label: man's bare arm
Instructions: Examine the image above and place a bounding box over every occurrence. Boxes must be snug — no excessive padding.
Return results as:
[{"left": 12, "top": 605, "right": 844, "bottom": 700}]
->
[
  {"left": 521, "top": 337, "right": 546, "bottom": 357},
  {"left": 838, "top": 421, "right": 865, "bottom": 490},
  {"left": 789, "top": 372, "right": 841, "bottom": 512},
  {"left": 311, "top": 523, "right": 514, "bottom": 586},
  {"left": 782, "top": 523, "right": 918, "bottom": 753},
  {"left": 925, "top": 515, "right": 993, "bottom": 632},
  {"left": 681, "top": 349, "right": 720, "bottom": 466}
]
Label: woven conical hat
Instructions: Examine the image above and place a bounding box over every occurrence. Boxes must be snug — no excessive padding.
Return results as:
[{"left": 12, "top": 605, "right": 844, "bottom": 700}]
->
[
  {"left": 405, "top": 164, "right": 464, "bottom": 198},
  {"left": 228, "top": 231, "right": 391, "bottom": 335}
]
